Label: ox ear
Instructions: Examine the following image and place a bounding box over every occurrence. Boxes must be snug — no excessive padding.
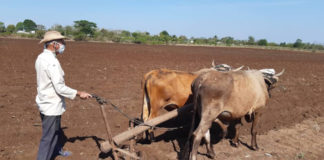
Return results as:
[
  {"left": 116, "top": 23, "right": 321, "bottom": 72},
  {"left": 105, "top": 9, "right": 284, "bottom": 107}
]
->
[
  {"left": 264, "top": 77, "right": 277, "bottom": 86},
  {"left": 260, "top": 68, "right": 278, "bottom": 86},
  {"left": 267, "top": 69, "right": 284, "bottom": 87},
  {"left": 212, "top": 60, "right": 215, "bottom": 67}
]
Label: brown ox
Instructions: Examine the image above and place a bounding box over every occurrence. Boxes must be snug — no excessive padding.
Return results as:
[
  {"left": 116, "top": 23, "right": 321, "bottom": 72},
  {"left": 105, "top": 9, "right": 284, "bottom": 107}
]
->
[
  {"left": 184, "top": 69, "right": 284, "bottom": 160},
  {"left": 141, "top": 63, "right": 239, "bottom": 141}
]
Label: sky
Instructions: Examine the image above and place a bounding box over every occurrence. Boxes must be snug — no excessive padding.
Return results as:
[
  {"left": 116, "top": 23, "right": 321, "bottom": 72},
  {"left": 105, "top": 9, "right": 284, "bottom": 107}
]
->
[{"left": 1, "top": 0, "right": 323, "bottom": 44}]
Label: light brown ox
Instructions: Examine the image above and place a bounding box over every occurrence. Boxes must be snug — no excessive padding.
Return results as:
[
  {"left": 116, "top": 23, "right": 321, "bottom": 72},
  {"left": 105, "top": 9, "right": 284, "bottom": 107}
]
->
[
  {"left": 184, "top": 69, "right": 284, "bottom": 160},
  {"left": 141, "top": 64, "right": 241, "bottom": 141}
]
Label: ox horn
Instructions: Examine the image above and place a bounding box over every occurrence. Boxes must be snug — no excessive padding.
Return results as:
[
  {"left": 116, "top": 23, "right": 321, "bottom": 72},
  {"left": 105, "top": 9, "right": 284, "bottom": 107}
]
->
[
  {"left": 232, "top": 65, "right": 244, "bottom": 71},
  {"left": 212, "top": 60, "right": 215, "bottom": 67},
  {"left": 275, "top": 69, "right": 285, "bottom": 77}
]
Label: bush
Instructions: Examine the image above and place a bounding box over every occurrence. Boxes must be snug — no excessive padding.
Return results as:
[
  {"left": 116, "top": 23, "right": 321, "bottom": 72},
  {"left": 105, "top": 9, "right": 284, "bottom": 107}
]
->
[
  {"left": 0, "top": 22, "right": 5, "bottom": 33},
  {"left": 293, "top": 39, "right": 303, "bottom": 48},
  {"left": 73, "top": 32, "right": 87, "bottom": 41},
  {"left": 35, "top": 30, "right": 46, "bottom": 39},
  {"left": 248, "top": 36, "right": 255, "bottom": 45},
  {"left": 6, "top": 25, "right": 15, "bottom": 34},
  {"left": 257, "top": 39, "right": 268, "bottom": 46},
  {"left": 112, "top": 36, "right": 121, "bottom": 43}
]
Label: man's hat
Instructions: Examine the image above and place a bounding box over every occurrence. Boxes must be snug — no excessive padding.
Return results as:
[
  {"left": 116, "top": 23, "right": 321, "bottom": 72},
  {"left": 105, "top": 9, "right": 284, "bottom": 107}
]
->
[{"left": 39, "top": 31, "right": 66, "bottom": 44}]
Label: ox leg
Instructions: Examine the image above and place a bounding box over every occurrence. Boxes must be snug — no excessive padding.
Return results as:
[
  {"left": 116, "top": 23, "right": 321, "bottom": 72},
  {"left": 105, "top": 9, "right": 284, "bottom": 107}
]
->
[
  {"left": 145, "top": 104, "right": 160, "bottom": 142},
  {"left": 142, "top": 95, "right": 156, "bottom": 142},
  {"left": 214, "top": 118, "right": 228, "bottom": 139},
  {"left": 146, "top": 129, "right": 155, "bottom": 142},
  {"left": 251, "top": 112, "right": 260, "bottom": 150},
  {"left": 144, "top": 128, "right": 155, "bottom": 143},
  {"left": 203, "top": 129, "right": 215, "bottom": 159},
  {"left": 145, "top": 127, "right": 155, "bottom": 143},
  {"left": 190, "top": 117, "right": 214, "bottom": 160},
  {"left": 230, "top": 119, "right": 242, "bottom": 147}
]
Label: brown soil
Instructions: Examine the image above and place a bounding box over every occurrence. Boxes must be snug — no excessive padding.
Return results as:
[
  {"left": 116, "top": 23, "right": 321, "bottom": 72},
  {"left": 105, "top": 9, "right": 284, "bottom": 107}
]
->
[{"left": 0, "top": 38, "right": 323, "bottom": 160}]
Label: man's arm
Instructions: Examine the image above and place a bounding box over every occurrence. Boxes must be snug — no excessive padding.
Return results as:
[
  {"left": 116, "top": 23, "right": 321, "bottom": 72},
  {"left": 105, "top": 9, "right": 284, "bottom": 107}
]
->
[
  {"left": 77, "top": 91, "right": 92, "bottom": 99},
  {"left": 46, "top": 63, "right": 91, "bottom": 99}
]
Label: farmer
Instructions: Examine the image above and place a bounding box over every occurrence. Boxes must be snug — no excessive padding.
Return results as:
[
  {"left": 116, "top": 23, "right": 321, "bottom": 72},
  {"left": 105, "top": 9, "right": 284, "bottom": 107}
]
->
[{"left": 35, "top": 31, "right": 92, "bottom": 160}]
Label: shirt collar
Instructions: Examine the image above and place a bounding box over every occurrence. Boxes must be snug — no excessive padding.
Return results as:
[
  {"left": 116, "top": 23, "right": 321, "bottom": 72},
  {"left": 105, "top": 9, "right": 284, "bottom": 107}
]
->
[{"left": 43, "top": 49, "right": 57, "bottom": 58}]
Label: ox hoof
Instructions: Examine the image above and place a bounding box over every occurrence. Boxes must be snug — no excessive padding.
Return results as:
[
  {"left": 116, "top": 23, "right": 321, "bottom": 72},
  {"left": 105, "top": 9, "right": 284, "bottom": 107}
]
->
[
  {"left": 231, "top": 143, "right": 239, "bottom": 148},
  {"left": 206, "top": 148, "right": 216, "bottom": 159},
  {"left": 230, "top": 140, "right": 240, "bottom": 148},
  {"left": 207, "top": 152, "right": 215, "bottom": 159},
  {"left": 252, "top": 146, "right": 259, "bottom": 151},
  {"left": 147, "top": 132, "right": 155, "bottom": 143}
]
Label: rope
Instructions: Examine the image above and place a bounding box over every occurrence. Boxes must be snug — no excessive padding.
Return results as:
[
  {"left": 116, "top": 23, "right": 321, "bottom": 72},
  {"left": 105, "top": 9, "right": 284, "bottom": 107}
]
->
[{"left": 91, "top": 94, "right": 187, "bottom": 131}]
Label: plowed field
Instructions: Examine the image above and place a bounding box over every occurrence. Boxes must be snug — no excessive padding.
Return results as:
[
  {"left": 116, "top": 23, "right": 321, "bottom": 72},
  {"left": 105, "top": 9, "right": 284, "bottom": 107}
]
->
[{"left": 0, "top": 38, "right": 323, "bottom": 160}]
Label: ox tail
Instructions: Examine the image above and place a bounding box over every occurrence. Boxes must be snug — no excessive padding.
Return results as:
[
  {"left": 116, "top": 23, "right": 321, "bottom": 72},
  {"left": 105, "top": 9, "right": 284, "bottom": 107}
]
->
[
  {"left": 141, "top": 75, "right": 158, "bottom": 142},
  {"left": 141, "top": 77, "right": 150, "bottom": 122},
  {"left": 182, "top": 81, "right": 201, "bottom": 160}
]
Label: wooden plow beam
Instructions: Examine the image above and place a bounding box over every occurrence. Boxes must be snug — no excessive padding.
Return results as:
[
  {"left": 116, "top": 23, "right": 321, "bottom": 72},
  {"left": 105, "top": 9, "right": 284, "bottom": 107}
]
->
[{"left": 100, "top": 103, "right": 193, "bottom": 153}]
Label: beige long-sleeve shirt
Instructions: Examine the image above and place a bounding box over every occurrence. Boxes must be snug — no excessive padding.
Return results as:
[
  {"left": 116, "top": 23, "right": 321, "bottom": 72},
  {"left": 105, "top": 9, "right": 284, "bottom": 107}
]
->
[{"left": 35, "top": 49, "right": 77, "bottom": 116}]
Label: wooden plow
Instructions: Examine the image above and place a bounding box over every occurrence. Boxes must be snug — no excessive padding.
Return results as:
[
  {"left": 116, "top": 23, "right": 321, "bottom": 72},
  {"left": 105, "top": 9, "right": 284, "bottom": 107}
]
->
[{"left": 92, "top": 94, "right": 193, "bottom": 160}]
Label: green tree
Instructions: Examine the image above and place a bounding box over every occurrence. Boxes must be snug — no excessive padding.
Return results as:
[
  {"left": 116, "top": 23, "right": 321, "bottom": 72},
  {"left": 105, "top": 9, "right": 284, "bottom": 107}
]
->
[
  {"left": 248, "top": 36, "right": 255, "bottom": 45},
  {"left": 221, "top": 36, "right": 234, "bottom": 46},
  {"left": 121, "top": 30, "right": 131, "bottom": 37},
  {"left": 64, "top": 25, "right": 74, "bottom": 37},
  {"left": 99, "top": 29, "right": 111, "bottom": 38},
  {"left": 279, "top": 42, "right": 286, "bottom": 47},
  {"left": 51, "top": 24, "right": 64, "bottom": 34},
  {"left": 16, "top": 22, "right": 24, "bottom": 31},
  {"left": 6, "top": 24, "right": 15, "bottom": 33},
  {"left": 207, "top": 35, "right": 218, "bottom": 45},
  {"left": 23, "top": 19, "right": 37, "bottom": 32},
  {"left": 213, "top": 35, "right": 218, "bottom": 41},
  {"left": 36, "top": 25, "right": 46, "bottom": 31},
  {"left": 159, "top": 30, "right": 170, "bottom": 44},
  {"left": 194, "top": 38, "right": 208, "bottom": 44},
  {"left": 74, "top": 20, "right": 97, "bottom": 37},
  {"left": 0, "top": 22, "right": 5, "bottom": 32},
  {"left": 131, "top": 32, "right": 149, "bottom": 44},
  {"left": 178, "top": 35, "right": 188, "bottom": 43},
  {"left": 293, "top": 39, "right": 303, "bottom": 48},
  {"left": 159, "top": 30, "right": 169, "bottom": 37},
  {"left": 171, "top": 35, "right": 177, "bottom": 42},
  {"left": 257, "top": 39, "right": 268, "bottom": 46}
]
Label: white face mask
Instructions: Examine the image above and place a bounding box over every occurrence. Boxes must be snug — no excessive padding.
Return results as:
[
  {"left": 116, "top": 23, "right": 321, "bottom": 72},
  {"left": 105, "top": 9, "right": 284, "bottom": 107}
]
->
[
  {"left": 57, "top": 43, "right": 65, "bottom": 54},
  {"left": 53, "top": 41, "right": 65, "bottom": 54}
]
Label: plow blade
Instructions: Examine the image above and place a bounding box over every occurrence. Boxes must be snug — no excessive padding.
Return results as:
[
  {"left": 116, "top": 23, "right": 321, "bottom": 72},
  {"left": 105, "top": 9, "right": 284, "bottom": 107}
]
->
[{"left": 100, "top": 103, "right": 193, "bottom": 153}]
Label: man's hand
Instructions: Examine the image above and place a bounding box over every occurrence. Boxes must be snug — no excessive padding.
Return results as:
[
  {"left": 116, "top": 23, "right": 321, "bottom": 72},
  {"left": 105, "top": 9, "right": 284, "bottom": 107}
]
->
[{"left": 77, "top": 91, "right": 92, "bottom": 99}]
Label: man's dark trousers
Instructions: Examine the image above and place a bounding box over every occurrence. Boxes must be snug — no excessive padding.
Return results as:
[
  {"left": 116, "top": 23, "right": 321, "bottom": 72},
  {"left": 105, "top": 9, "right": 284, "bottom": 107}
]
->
[{"left": 37, "top": 113, "right": 63, "bottom": 160}]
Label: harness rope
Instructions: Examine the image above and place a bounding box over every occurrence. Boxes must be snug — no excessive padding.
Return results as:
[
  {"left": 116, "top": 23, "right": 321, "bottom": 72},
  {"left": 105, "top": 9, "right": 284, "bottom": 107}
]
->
[{"left": 91, "top": 94, "right": 188, "bottom": 131}]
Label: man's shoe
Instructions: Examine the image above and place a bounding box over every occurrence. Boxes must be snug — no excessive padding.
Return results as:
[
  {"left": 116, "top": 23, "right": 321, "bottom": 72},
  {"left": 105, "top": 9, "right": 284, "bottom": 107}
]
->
[{"left": 58, "top": 149, "right": 72, "bottom": 157}]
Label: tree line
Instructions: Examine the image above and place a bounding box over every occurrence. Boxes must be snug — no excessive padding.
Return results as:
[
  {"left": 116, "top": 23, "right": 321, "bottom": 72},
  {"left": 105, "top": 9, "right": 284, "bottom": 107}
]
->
[{"left": 0, "top": 19, "right": 323, "bottom": 51}]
